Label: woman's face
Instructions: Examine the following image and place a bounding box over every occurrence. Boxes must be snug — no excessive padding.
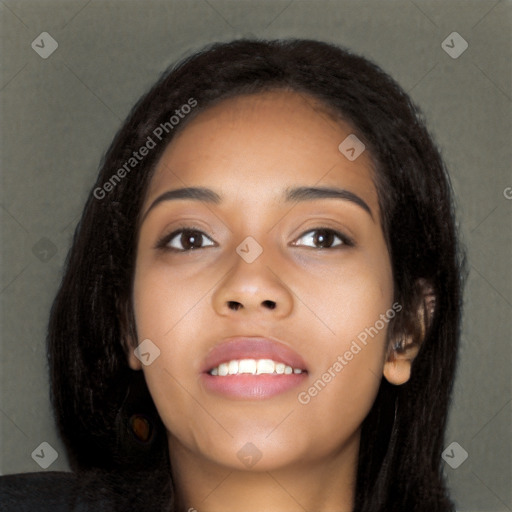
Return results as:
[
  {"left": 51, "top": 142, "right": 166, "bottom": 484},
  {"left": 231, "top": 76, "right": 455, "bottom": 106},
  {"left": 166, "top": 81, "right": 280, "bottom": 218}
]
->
[{"left": 129, "top": 90, "right": 394, "bottom": 473}]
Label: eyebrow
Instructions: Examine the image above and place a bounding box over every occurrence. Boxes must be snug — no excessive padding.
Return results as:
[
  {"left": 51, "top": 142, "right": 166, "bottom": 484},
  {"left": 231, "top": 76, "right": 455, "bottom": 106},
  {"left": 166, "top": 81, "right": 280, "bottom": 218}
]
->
[
  {"left": 285, "top": 186, "right": 373, "bottom": 219},
  {"left": 141, "top": 185, "right": 373, "bottom": 223}
]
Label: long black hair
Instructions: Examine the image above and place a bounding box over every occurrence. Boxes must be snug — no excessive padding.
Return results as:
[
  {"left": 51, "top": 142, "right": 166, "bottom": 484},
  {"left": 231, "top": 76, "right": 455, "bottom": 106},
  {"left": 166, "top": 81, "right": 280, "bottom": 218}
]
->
[{"left": 47, "top": 38, "right": 466, "bottom": 511}]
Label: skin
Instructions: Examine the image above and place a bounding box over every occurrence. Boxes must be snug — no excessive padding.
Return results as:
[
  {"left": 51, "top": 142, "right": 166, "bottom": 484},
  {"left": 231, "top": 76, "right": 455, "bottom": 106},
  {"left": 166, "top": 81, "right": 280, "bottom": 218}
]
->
[{"left": 126, "top": 90, "right": 423, "bottom": 511}]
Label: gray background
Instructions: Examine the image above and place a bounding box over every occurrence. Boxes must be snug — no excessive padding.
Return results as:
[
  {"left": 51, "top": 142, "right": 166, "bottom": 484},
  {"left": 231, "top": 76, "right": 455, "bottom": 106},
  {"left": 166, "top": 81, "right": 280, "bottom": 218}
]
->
[{"left": 0, "top": 1, "right": 510, "bottom": 511}]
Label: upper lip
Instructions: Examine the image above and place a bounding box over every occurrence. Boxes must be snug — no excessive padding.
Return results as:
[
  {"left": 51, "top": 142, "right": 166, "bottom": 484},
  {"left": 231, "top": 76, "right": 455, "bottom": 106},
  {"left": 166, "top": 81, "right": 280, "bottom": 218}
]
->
[{"left": 201, "top": 336, "right": 308, "bottom": 373}]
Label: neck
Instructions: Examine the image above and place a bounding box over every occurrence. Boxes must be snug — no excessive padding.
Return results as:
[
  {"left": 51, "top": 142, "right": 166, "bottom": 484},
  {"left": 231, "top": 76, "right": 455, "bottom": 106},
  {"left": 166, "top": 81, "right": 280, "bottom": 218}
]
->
[{"left": 168, "top": 432, "right": 359, "bottom": 512}]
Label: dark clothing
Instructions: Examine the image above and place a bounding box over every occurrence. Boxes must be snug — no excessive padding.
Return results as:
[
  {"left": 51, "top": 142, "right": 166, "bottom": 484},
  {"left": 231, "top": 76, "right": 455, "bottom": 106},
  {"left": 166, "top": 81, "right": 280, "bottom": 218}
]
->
[
  {"left": 0, "top": 472, "right": 76, "bottom": 511},
  {"left": 0, "top": 469, "right": 173, "bottom": 511}
]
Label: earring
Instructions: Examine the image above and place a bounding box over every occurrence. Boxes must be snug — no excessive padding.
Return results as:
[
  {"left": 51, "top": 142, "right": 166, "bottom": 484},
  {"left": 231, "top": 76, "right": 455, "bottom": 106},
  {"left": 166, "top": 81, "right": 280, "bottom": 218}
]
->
[{"left": 129, "top": 413, "right": 154, "bottom": 444}]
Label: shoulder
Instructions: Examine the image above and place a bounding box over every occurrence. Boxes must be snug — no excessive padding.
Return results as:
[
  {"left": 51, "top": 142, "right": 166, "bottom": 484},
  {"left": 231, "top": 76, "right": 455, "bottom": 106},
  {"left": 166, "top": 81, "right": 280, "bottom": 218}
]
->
[{"left": 0, "top": 471, "right": 77, "bottom": 511}]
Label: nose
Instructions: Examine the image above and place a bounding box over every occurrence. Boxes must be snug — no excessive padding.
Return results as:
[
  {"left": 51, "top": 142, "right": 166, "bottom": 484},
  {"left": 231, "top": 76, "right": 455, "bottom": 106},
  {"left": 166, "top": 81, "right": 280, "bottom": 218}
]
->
[{"left": 211, "top": 250, "right": 294, "bottom": 319}]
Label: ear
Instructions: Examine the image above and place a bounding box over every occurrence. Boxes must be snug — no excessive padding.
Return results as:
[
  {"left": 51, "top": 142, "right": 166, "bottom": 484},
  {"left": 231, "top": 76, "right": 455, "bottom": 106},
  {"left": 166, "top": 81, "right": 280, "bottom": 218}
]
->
[
  {"left": 383, "top": 279, "right": 436, "bottom": 385},
  {"left": 117, "top": 296, "right": 142, "bottom": 371}
]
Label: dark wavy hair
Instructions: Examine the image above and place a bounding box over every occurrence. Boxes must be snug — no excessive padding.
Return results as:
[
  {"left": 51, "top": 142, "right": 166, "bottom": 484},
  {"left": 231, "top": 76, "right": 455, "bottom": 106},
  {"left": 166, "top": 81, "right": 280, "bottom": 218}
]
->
[{"left": 47, "top": 38, "right": 466, "bottom": 511}]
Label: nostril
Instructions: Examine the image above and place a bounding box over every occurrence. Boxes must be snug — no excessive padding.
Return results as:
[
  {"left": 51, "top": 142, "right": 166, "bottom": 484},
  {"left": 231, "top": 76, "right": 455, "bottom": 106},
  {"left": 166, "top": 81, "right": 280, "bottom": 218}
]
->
[
  {"left": 226, "top": 300, "right": 276, "bottom": 310},
  {"left": 262, "top": 300, "right": 276, "bottom": 310}
]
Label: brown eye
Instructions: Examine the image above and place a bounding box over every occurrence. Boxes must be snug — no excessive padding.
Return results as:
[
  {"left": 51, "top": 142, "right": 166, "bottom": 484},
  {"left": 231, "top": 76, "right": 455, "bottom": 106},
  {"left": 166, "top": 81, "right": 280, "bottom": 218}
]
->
[
  {"left": 161, "top": 228, "right": 216, "bottom": 252},
  {"left": 293, "top": 228, "right": 353, "bottom": 249}
]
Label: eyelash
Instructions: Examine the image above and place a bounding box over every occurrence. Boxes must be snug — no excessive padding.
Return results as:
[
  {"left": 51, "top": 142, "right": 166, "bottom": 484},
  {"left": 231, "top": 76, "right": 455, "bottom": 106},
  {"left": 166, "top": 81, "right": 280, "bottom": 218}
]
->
[{"left": 155, "top": 225, "right": 355, "bottom": 252}]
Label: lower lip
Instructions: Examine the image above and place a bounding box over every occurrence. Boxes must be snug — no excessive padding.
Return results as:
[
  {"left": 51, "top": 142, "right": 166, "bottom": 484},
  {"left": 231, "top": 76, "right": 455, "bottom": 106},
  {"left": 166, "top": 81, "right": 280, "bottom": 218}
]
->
[{"left": 200, "top": 372, "right": 307, "bottom": 399}]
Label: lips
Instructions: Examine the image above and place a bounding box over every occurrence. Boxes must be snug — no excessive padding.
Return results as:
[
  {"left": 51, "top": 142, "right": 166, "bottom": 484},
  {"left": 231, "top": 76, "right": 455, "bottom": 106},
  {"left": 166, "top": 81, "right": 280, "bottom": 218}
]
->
[{"left": 200, "top": 336, "right": 308, "bottom": 400}]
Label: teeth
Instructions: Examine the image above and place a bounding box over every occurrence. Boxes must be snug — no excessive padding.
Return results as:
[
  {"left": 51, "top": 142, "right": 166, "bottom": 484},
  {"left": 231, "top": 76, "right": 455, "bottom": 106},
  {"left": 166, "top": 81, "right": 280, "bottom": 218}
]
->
[
  {"left": 209, "top": 358, "right": 304, "bottom": 376},
  {"left": 256, "top": 359, "right": 275, "bottom": 374},
  {"left": 228, "top": 360, "right": 239, "bottom": 375},
  {"left": 238, "top": 359, "right": 257, "bottom": 374}
]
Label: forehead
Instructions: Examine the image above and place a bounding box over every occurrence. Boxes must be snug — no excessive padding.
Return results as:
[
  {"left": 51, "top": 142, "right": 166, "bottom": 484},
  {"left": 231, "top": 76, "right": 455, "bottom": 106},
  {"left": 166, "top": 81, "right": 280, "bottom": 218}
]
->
[{"left": 147, "top": 90, "right": 379, "bottom": 214}]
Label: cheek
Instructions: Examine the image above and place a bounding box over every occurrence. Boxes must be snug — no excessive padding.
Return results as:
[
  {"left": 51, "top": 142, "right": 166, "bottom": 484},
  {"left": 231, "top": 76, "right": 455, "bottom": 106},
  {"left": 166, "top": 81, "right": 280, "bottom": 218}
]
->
[
  {"left": 132, "top": 259, "right": 215, "bottom": 339},
  {"left": 293, "top": 251, "right": 394, "bottom": 426},
  {"left": 133, "top": 266, "right": 182, "bottom": 338},
  {"left": 294, "top": 247, "right": 394, "bottom": 352},
  {"left": 329, "top": 267, "right": 393, "bottom": 348},
  {"left": 131, "top": 264, "right": 217, "bottom": 440}
]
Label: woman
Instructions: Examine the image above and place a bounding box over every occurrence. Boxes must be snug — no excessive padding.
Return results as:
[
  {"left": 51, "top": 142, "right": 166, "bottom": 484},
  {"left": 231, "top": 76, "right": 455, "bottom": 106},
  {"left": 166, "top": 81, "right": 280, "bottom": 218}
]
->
[{"left": 0, "top": 38, "right": 466, "bottom": 511}]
